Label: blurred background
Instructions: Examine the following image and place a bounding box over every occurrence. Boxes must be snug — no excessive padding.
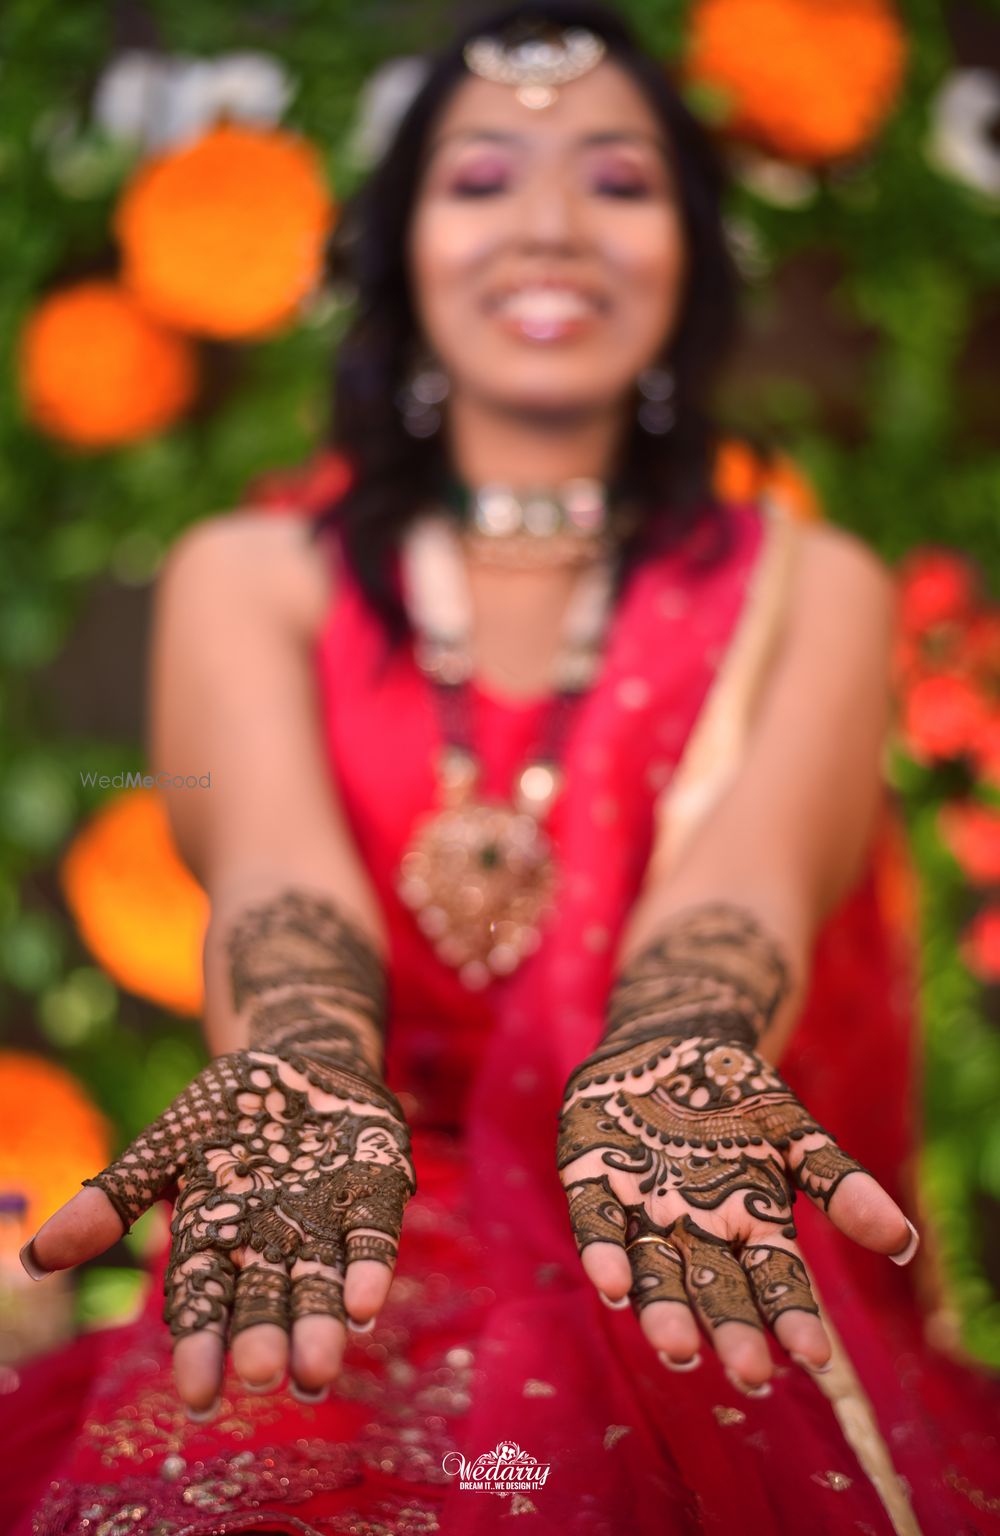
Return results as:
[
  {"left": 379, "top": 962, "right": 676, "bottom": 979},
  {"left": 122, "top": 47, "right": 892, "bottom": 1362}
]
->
[{"left": 1, "top": 0, "right": 999, "bottom": 1373}]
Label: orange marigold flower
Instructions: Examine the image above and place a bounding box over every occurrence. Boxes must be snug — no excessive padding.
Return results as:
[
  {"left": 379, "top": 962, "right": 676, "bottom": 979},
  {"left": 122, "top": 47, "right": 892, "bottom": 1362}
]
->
[
  {"left": 60, "top": 788, "right": 207, "bottom": 1016},
  {"left": 713, "top": 437, "right": 823, "bottom": 521},
  {"left": 19, "top": 280, "right": 196, "bottom": 448},
  {"left": 686, "top": 0, "right": 907, "bottom": 164},
  {"left": 0, "top": 1051, "right": 110, "bottom": 1240},
  {"left": 116, "top": 124, "right": 335, "bottom": 339},
  {"left": 938, "top": 802, "right": 1000, "bottom": 885}
]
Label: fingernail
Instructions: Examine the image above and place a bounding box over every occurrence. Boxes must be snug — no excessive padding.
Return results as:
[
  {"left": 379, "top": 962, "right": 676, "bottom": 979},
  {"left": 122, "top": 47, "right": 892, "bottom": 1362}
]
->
[
  {"left": 18, "top": 1239, "right": 48, "bottom": 1282},
  {"left": 598, "top": 1291, "right": 631, "bottom": 1310},
  {"left": 346, "top": 1315, "right": 376, "bottom": 1333},
  {"left": 241, "top": 1370, "right": 283, "bottom": 1394},
  {"left": 184, "top": 1399, "right": 220, "bottom": 1423},
  {"left": 791, "top": 1351, "right": 832, "bottom": 1375},
  {"left": 657, "top": 1350, "right": 701, "bottom": 1372},
  {"left": 290, "top": 1380, "right": 329, "bottom": 1404},
  {"left": 725, "top": 1367, "right": 772, "bottom": 1399},
  {"left": 889, "top": 1217, "right": 920, "bottom": 1267}
]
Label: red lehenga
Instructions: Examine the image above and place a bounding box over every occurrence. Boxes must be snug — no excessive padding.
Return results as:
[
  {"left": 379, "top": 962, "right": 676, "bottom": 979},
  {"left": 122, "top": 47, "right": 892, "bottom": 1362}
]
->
[{"left": 5, "top": 496, "right": 1000, "bottom": 1536}]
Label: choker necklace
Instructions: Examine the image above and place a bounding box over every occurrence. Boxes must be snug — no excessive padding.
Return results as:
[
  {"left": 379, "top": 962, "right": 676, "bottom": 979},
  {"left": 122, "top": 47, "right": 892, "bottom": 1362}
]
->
[
  {"left": 395, "top": 512, "right": 615, "bottom": 988},
  {"left": 443, "top": 475, "right": 635, "bottom": 569}
]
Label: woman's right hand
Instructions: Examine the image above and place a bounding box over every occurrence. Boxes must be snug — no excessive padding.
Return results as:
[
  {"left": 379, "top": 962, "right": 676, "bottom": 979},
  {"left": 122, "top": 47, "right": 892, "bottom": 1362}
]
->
[{"left": 20, "top": 1048, "right": 416, "bottom": 1416}]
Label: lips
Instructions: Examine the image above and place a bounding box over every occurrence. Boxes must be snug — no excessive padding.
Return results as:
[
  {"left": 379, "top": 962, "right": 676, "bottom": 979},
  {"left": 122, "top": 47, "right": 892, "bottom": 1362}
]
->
[{"left": 488, "top": 284, "right": 605, "bottom": 341}]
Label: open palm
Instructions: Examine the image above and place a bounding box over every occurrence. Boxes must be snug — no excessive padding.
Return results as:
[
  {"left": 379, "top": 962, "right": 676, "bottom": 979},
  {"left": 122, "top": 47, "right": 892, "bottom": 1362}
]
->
[
  {"left": 23, "top": 1050, "right": 415, "bottom": 1413},
  {"left": 557, "top": 1031, "right": 917, "bottom": 1392}
]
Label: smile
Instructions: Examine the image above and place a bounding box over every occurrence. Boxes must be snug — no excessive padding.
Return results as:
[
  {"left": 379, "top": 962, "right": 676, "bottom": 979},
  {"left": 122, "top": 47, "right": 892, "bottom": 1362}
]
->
[{"left": 488, "top": 285, "right": 605, "bottom": 341}]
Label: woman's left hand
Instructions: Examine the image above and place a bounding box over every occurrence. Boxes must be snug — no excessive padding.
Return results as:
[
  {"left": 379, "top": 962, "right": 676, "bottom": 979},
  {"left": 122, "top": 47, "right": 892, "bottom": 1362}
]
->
[{"left": 557, "top": 1031, "right": 918, "bottom": 1394}]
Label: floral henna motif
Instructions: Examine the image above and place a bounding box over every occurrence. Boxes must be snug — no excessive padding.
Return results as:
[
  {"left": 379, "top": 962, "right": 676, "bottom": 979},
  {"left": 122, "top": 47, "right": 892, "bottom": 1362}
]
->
[
  {"left": 82, "top": 889, "right": 417, "bottom": 1343},
  {"left": 558, "top": 900, "right": 869, "bottom": 1345}
]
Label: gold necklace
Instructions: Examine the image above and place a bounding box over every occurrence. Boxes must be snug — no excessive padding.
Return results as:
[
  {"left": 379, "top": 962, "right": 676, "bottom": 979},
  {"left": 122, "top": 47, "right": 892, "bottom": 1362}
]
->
[{"left": 395, "top": 512, "right": 615, "bottom": 990}]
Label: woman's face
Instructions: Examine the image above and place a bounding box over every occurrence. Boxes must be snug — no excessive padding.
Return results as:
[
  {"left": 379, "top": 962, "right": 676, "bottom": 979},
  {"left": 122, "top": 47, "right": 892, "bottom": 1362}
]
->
[{"left": 408, "top": 58, "right": 688, "bottom": 420}]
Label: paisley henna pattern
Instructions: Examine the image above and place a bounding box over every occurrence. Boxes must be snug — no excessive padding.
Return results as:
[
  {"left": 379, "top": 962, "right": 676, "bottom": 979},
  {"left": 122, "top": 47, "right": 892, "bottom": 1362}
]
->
[
  {"left": 82, "top": 890, "right": 416, "bottom": 1343},
  {"left": 740, "top": 1244, "right": 818, "bottom": 1324},
  {"left": 558, "top": 900, "right": 870, "bottom": 1345}
]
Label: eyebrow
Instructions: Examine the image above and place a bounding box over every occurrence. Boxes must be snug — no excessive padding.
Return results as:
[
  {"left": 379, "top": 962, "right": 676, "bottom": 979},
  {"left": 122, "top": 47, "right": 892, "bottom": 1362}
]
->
[{"left": 429, "top": 128, "right": 668, "bottom": 152}]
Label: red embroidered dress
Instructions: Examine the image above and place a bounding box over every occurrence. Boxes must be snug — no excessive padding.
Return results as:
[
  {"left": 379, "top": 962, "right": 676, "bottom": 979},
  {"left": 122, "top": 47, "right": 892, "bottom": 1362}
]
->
[{"left": 4, "top": 498, "right": 1000, "bottom": 1536}]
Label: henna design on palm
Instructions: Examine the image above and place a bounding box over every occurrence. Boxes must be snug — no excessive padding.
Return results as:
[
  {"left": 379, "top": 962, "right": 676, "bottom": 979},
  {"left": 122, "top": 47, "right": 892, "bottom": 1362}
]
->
[
  {"left": 82, "top": 889, "right": 416, "bottom": 1344},
  {"left": 86, "top": 1051, "right": 415, "bottom": 1340},
  {"left": 558, "top": 901, "right": 872, "bottom": 1353}
]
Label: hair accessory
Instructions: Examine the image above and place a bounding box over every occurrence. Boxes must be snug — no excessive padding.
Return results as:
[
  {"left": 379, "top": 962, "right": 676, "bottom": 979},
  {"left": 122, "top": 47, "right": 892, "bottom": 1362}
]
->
[
  {"left": 395, "top": 513, "right": 614, "bottom": 987},
  {"left": 463, "top": 24, "right": 607, "bottom": 110}
]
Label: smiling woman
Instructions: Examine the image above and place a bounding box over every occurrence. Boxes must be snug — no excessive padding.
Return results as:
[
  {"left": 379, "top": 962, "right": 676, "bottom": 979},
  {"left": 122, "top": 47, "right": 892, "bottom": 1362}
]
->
[{"left": 7, "top": 3, "right": 1000, "bottom": 1536}]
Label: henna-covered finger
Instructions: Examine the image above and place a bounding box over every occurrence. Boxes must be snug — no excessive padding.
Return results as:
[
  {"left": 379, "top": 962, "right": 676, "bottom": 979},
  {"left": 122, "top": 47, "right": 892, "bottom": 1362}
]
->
[
  {"left": 787, "top": 1136, "right": 917, "bottom": 1261},
  {"left": 333, "top": 1163, "right": 408, "bottom": 1323},
  {"left": 739, "top": 1237, "right": 831, "bottom": 1370},
  {"left": 290, "top": 1253, "right": 347, "bottom": 1393},
  {"left": 166, "top": 1249, "right": 234, "bottom": 1412},
  {"left": 562, "top": 1173, "right": 633, "bottom": 1301},
  {"left": 229, "top": 1257, "right": 292, "bottom": 1391},
  {"left": 624, "top": 1224, "right": 701, "bottom": 1364},
  {"left": 669, "top": 1214, "right": 775, "bottom": 1390}
]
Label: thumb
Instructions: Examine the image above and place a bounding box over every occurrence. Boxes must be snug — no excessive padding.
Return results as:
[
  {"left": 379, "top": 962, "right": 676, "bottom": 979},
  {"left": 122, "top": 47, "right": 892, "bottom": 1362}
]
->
[
  {"left": 21, "top": 1108, "right": 188, "bottom": 1280},
  {"left": 20, "top": 1183, "right": 132, "bottom": 1279}
]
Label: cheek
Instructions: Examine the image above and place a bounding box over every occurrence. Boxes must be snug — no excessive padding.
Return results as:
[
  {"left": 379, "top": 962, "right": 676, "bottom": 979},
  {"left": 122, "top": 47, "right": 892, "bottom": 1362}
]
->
[
  {"left": 410, "top": 206, "right": 497, "bottom": 310},
  {"left": 602, "top": 213, "right": 687, "bottom": 324}
]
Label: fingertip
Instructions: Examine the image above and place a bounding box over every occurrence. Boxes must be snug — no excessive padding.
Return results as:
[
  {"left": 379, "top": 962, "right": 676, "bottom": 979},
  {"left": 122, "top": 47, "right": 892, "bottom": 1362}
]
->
[
  {"left": 580, "top": 1240, "right": 632, "bottom": 1300},
  {"left": 888, "top": 1216, "right": 920, "bottom": 1267},
  {"left": 827, "top": 1172, "right": 913, "bottom": 1257},
  {"left": 19, "top": 1239, "right": 48, "bottom": 1282}
]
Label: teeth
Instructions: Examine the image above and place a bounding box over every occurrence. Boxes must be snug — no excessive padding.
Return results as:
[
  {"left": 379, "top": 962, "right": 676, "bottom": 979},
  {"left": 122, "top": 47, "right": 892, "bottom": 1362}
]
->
[{"left": 497, "top": 288, "right": 593, "bottom": 323}]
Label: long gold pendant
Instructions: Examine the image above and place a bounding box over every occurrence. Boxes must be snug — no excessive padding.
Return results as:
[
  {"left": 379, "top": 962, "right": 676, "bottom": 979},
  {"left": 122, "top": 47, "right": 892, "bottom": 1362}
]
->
[{"left": 395, "top": 748, "right": 560, "bottom": 990}]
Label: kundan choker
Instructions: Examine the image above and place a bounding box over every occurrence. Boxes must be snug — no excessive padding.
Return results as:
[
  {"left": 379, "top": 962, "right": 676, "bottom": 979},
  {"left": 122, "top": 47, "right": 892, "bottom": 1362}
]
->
[
  {"left": 395, "top": 511, "right": 616, "bottom": 988},
  {"left": 443, "top": 475, "right": 635, "bottom": 569}
]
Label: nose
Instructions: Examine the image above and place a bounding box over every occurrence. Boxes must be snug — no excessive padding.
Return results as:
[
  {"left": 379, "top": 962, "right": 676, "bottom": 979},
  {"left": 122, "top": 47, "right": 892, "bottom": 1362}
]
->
[{"left": 515, "top": 170, "right": 585, "bottom": 254}]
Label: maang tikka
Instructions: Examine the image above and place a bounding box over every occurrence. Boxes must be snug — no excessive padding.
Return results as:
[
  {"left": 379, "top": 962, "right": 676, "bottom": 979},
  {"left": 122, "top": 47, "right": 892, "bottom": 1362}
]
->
[{"left": 463, "top": 23, "right": 607, "bottom": 110}]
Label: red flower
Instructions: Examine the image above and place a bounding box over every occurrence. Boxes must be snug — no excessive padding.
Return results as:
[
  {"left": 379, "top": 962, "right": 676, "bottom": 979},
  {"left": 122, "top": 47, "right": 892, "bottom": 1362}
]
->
[
  {"left": 962, "top": 905, "right": 1000, "bottom": 983},
  {"left": 938, "top": 802, "right": 1000, "bottom": 885},
  {"left": 901, "top": 673, "right": 988, "bottom": 763},
  {"left": 971, "top": 713, "right": 1000, "bottom": 788},
  {"left": 897, "top": 549, "right": 977, "bottom": 638},
  {"left": 246, "top": 449, "right": 354, "bottom": 514}
]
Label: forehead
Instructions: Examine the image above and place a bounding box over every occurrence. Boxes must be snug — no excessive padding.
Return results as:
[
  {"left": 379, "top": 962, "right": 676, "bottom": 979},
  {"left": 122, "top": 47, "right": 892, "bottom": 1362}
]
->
[{"left": 428, "top": 57, "right": 667, "bottom": 150}]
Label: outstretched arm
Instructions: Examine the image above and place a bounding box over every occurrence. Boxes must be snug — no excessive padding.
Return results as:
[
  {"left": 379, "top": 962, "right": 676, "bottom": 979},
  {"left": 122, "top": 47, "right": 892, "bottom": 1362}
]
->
[
  {"left": 558, "top": 522, "right": 916, "bottom": 1394},
  {"left": 22, "top": 512, "right": 414, "bottom": 1415}
]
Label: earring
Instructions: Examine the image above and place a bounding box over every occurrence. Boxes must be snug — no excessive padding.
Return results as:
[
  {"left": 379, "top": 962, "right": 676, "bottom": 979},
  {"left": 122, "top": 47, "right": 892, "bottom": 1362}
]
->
[
  {"left": 636, "top": 365, "right": 675, "bottom": 435},
  {"left": 398, "top": 363, "right": 450, "bottom": 438}
]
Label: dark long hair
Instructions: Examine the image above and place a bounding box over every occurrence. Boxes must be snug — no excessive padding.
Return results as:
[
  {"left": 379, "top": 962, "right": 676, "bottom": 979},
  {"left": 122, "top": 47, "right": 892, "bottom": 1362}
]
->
[{"left": 310, "top": 0, "right": 743, "bottom": 642}]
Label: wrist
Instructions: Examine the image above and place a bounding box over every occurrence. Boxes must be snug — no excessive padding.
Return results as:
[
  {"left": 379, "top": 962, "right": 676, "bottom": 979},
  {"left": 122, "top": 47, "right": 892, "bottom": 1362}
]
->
[
  {"left": 225, "top": 884, "right": 390, "bottom": 1082},
  {"left": 598, "top": 900, "right": 790, "bottom": 1056}
]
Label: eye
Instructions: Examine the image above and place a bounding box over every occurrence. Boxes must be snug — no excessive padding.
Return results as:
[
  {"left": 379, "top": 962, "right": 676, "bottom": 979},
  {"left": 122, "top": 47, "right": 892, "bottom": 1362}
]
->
[
  {"left": 447, "top": 156, "right": 512, "bottom": 197},
  {"left": 450, "top": 180, "right": 507, "bottom": 198},
  {"left": 595, "top": 179, "right": 652, "bottom": 199}
]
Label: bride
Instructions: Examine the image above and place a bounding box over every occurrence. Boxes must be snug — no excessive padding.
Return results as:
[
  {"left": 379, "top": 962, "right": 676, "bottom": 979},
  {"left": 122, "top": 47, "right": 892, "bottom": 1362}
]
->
[{"left": 8, "top": 4, "right": 1000, "bottom": 1534}]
